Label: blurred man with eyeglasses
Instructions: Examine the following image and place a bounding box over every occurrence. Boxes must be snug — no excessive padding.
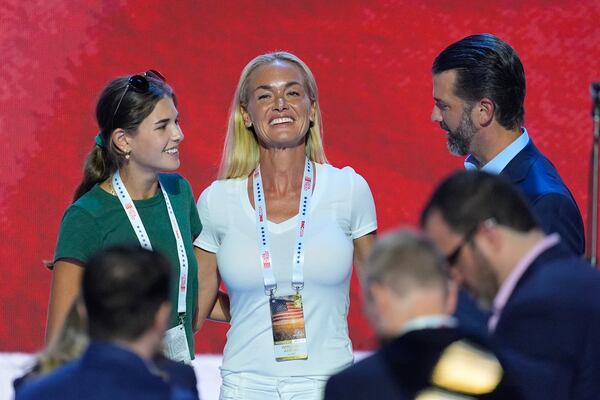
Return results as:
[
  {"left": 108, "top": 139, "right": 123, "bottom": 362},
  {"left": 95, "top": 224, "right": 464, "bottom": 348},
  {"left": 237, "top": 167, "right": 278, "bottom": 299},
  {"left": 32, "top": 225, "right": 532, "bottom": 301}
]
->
[
  {"left": 325, "top": 229, "right": 524, "bottom": 400},
  {"left": 421, "top": 170, "right": 600, "bottom": 400}
]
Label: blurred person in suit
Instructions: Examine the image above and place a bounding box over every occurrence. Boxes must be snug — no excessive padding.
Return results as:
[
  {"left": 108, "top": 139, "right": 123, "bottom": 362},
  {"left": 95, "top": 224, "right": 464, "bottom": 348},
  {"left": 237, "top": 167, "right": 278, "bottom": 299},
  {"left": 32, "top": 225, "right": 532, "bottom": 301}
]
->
[
  {"left": 17, "top": 245, "right": 199, "bottom": 400},
  {"left": 14, "top": 298, "right": 198, "bottom": 397},
  {"left": 422, "top": 170, "right": 600, "bottom": 400},
  {"left": 325, "top": 229, "right": 523, "bottom": 400}
]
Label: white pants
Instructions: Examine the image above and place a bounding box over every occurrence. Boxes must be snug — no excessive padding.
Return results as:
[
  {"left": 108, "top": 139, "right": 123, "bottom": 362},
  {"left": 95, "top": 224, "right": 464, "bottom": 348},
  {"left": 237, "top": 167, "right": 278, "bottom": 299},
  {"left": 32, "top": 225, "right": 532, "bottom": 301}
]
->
[{"left": 220, "top": 372, "right": 328, "bottom": 400}]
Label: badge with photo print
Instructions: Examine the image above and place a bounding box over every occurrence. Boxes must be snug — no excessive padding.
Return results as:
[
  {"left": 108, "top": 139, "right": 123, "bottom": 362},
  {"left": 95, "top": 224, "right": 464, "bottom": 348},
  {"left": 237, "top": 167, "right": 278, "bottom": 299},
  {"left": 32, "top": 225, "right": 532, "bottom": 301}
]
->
[{"left": 269, "top": 293, "right": 308, "bottom": 361}]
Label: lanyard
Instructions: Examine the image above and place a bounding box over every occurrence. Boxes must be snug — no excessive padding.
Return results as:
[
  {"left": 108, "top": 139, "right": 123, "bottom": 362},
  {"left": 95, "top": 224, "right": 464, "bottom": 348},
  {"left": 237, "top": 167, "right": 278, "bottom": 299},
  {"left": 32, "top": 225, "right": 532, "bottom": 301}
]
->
[
  {"left": 113, "top": 171, "right": 188, "bottom": 314},
  {"left": 253, "top": 158, "right": 313, "bottom": 296}
]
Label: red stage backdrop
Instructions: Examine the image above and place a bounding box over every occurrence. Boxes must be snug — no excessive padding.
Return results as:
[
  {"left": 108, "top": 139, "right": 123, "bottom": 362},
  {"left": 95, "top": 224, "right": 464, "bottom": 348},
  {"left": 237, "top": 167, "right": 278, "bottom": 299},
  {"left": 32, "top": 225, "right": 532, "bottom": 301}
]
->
[{"left": 1, "top": 0, "right": 598, "bottom": 353}]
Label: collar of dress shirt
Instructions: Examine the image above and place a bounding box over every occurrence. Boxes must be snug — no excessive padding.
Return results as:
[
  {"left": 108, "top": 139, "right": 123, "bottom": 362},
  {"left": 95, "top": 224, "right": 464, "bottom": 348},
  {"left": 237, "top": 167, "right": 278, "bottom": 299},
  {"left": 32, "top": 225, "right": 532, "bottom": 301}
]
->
[
  {"left": 487, "top": 233, "right": 560, "bottom": 333},
  {"left": 398, "top": 314, "right": 457, "bottom": 337},
  {"left": 464, "top": 128, "right": 530, "bottom": 173}
]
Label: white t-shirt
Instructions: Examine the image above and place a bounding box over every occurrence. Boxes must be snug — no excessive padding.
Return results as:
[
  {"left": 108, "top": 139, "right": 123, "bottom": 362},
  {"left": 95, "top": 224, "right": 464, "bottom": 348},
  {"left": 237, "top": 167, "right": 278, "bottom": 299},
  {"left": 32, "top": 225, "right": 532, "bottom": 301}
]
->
[{"left": 194, "top": 163, "right": 377, "bottom": 377}]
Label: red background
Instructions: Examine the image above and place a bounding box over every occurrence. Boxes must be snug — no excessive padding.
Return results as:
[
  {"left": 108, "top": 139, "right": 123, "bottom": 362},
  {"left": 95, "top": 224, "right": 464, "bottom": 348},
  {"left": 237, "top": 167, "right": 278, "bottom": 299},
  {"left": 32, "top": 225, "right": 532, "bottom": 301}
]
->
[{"left": 1, "top": 0, "right": 598, "bottom": 353}]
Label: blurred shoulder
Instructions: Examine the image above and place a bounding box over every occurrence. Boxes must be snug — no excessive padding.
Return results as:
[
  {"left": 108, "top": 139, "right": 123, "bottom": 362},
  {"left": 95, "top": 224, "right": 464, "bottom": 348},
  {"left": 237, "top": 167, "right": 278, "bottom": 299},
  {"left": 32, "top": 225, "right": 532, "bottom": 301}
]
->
[
  {"left": 16, "top": 361, "right": 80, "bottom": 400},
  {"left": 331, "top": 350, "right": 386, "bottom": 382}
]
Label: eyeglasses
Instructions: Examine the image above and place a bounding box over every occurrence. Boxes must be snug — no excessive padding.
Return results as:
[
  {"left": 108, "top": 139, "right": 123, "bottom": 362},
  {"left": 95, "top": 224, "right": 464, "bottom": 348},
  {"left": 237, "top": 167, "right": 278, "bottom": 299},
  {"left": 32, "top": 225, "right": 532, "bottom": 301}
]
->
[
  {"left": 445, "top": 224, "right": 479, "bottom": 266},
  {"left": 445, "top": 218, "right": 496, "bottom": 266},
  {"left": 111, "top": 69, "right": 166, "bottom": 131}
]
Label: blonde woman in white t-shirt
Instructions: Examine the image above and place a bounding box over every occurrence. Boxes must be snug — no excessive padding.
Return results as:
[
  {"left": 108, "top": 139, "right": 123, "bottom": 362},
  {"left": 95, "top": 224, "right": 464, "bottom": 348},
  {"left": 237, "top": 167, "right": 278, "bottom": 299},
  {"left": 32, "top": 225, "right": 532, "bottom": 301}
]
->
[{"left": 194, "top": 51, "right": 377, "bottom": 400}]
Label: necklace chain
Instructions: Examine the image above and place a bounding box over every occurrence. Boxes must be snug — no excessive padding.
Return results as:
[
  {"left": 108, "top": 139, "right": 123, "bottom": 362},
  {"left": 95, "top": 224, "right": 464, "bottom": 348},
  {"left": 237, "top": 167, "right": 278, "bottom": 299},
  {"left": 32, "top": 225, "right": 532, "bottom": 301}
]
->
[
  {"left": 108, "top": 180, "right": 116, "bottom": 195},
  {"left": 107, "top": 176, "right": 160, "bottom": 196}
]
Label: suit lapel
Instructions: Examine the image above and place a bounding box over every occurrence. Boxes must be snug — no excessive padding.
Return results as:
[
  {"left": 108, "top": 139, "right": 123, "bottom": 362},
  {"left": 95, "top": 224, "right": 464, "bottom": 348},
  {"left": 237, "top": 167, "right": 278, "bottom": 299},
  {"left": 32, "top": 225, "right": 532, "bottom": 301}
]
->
[{"left": 500, "top": 140, "right": 540, "bottom": 184}]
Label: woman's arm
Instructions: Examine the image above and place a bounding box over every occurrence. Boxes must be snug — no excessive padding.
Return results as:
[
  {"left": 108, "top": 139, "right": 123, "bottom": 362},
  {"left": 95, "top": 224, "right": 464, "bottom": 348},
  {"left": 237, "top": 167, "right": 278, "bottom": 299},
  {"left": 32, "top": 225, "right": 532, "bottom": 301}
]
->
[
  {"left": 353, "top": 232, "right": 376, "bottom": 283},
  {"left": 45, "top": 260, "right": 83, "bottom": 343},
  {"left": 194, "top": 247, "right": 230, "bottom": 333}
]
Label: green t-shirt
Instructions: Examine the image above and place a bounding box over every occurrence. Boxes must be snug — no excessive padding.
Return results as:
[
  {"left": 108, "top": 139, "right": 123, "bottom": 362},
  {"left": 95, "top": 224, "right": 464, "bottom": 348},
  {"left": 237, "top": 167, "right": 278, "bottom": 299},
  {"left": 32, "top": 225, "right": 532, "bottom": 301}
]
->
[{"left": 54, "top": 173, "right": 201, "bottom": 359}]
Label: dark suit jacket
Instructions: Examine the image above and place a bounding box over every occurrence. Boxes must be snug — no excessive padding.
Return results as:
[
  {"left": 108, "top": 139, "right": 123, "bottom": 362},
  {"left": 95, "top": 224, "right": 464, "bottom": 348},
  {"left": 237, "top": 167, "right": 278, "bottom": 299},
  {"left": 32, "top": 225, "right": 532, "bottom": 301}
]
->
[
  {"left": 501, "top": 139, "right": 585, "bottom": 256},
  {"left": 493, "top": 243, "right": 600, "bottom": 400},
  {"left": 154, "top": 355, "right": 199, "bottom": 394},
  {"left": 454, "top": 138, "right": 585, "bottom": 337},
  {"left": 325, "top": 327, "right": 524, "bottom": 400},
  {"left": 16, "top": 341, "right": 199, "bottom": 400}
]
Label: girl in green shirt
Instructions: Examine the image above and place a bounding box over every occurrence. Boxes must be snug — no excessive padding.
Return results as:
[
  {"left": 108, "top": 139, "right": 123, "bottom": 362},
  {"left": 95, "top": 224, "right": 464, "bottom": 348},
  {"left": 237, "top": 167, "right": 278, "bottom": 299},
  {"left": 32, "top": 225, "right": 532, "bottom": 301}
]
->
[{"left": 47, "top": 71, "right": 201, "bottom": 360}]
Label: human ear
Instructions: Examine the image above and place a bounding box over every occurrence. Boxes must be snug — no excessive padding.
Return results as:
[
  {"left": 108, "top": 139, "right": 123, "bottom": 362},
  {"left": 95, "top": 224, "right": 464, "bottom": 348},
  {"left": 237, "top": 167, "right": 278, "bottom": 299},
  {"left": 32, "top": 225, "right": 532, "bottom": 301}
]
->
[
  {"left": 111, "top": 128, "right": 130, "bottom": 154},
  {"left": 240, "top": 106, "right": 252, "bottom": 128},
  {"left": 476, "top": 98, "right": 495, "bottom": 127},
  {"left": 474, "top": 220, "right": 502, "bottom": 255}
]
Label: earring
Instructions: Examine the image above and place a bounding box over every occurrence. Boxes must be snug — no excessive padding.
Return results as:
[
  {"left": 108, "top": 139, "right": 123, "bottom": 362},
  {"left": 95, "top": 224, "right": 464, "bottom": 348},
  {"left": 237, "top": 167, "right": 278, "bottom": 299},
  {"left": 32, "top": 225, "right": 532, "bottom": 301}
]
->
[{"left": 125, "top": 150, "right": 131, "bottom": 160}]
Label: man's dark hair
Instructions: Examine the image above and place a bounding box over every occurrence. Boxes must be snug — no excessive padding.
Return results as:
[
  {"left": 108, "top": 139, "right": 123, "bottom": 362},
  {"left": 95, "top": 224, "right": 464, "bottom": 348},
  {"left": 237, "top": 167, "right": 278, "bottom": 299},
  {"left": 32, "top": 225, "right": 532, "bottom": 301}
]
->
[
  {"left": 420, "top": 171, "right": 539, "bottom": 235},
  {"left": 83, "top": 245, "right": 171, "bottom": 341},
  {"left": 432, "top": 33, "right": 526, "bottom": 130}
]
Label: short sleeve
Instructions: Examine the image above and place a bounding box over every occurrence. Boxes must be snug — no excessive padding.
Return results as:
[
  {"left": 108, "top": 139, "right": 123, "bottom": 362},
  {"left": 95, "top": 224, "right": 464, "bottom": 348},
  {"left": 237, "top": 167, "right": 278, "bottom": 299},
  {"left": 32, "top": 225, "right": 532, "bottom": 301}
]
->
[
  {"left": 54, "top": 205, "right": 102, "bottom": 265},
  {"left": 193, "top": 184, "right": 219, "bottom": 253},
  {"left": 348, "top": 169, "right": 377, "bottom": 239}
]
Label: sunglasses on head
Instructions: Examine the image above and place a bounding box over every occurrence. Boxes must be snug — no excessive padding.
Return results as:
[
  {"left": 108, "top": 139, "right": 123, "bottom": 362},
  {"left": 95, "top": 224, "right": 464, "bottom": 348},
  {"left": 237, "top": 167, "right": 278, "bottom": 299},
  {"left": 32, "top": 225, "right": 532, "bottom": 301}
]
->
[{"left": 111, "top": 69, "right": 166, "bottom": 130}]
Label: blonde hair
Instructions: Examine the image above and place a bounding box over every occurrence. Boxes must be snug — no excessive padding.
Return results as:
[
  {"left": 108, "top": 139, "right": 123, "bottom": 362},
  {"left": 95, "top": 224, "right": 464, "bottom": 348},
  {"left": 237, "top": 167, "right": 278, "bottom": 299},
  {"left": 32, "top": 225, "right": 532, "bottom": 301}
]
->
[
  {"left": 218, "top": 51, "right": 328, "bottom": 179},
  {"left": 28, "top": 299, "right": 88, "bottom": 379}
]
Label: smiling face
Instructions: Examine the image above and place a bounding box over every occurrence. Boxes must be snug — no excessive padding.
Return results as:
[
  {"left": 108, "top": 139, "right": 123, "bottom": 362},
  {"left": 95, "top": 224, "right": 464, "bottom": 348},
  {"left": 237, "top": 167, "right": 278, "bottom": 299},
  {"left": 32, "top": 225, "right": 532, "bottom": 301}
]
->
[
  {"left": 431, "top": 70, "right": 479, "bottom": 156},
  {"left": 124, "top": 96, "right": 183, "bottom": 174},
  {"left": 241, "top": 60, "right": 315, "bottom": 150}
]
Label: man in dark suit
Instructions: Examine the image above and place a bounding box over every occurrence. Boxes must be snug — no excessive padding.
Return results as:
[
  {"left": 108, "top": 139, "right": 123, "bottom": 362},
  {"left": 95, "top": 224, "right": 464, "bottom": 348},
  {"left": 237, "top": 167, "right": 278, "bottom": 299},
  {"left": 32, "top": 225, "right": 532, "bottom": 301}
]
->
[
  {"left": 325, "top": 229, "right": 523, "bottom": 400},
  {"left": 430, "top": 33, "right": 585, "bottom": 336},
  {"left": 422, "top": 171, "right": 600, "bottom": 400},
  {"left": 431, "top": 33, "right": 584, "bottom": 256},
  {"left": 17, "top": 245, "right": 199, "bottom": 400}
]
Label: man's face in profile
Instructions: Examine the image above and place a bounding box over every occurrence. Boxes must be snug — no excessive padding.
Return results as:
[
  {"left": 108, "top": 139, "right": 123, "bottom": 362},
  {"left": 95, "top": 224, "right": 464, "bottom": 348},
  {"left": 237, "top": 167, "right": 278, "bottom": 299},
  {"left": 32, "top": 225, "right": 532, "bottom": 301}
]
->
[{"left": 431, "top": 70, "right": 478, "bottom": 156}]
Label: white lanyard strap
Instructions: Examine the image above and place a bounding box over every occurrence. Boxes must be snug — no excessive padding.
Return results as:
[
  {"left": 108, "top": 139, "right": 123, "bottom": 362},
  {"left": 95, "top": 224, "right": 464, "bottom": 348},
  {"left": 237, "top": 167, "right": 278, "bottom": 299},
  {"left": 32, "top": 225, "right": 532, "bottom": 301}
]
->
[
  {"left": 113, "top": 171, "right": 188, "bottom": 314},
  {"left": 253, "top": 158, "right": 313, "bottom": 296}
]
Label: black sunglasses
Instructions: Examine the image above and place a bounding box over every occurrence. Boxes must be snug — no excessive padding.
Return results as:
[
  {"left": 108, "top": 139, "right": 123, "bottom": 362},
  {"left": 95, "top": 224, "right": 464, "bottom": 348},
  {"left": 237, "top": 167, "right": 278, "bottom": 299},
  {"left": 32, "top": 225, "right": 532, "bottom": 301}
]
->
[
  {"left": 111, "top": 69, "right": 166, "bottom": 130},
  {"left": 446, "top": 224, "right": 479, "bottom": 266}
]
